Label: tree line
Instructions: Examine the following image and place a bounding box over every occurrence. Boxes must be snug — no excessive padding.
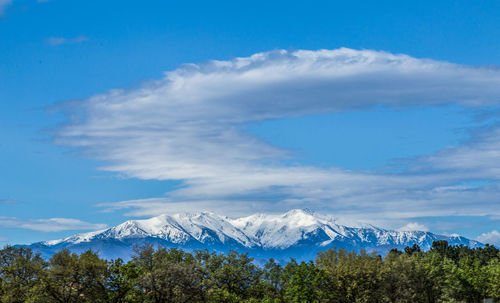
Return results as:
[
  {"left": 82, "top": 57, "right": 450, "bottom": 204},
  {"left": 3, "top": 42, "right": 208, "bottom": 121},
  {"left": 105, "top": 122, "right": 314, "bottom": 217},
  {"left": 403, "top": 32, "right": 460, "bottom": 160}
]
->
[{"left": 1, "top": 241, "right": 500, "bottom": 302}]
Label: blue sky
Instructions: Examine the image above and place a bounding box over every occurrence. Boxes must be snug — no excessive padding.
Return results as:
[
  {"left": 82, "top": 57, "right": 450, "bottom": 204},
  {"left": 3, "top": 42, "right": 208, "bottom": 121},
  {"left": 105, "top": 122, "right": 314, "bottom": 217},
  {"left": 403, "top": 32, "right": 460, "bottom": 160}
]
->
[{"left": 2, "top": 0, "right": 500, "bottom": 245}]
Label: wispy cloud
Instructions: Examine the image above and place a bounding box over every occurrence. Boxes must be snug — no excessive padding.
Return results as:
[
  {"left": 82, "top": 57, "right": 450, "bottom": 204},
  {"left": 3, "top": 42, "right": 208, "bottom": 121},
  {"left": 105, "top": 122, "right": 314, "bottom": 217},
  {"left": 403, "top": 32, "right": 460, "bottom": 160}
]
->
[
  {"left": 0, "top": 0, "right": 53, "bottom": 16},
  {"left": 0, "top": 0, "right": 12, "bottom": 16},
  {"left": 0, "top": 217, "right": 107, "bottom": 232},
  {"left": 0, "top": 199, "right": 18, "bottom": 204},
  {"left": 55, "top": 48, "right": 500, "bottom": 224},
  {"left": 477, "top": 230, "right": 500, "bottom": 246},
  {"left": 47, "top": 36, "right": 89, "bottom": 46},
  {"left": 398, "top": 222, "right": 429, "bottom": 232}
]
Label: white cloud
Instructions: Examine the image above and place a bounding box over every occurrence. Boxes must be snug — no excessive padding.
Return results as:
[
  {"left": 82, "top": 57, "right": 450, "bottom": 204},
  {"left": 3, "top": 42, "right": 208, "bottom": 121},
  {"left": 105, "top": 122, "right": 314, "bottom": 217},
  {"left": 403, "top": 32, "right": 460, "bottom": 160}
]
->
[
  {"left": 0, "top": 0, "right": 12, "bottom": 16},
  {"left": 47, "top": 36, "right": 89, "bottom": 46},
  {"left": 410, "top": 126, "right": 500, "bottom": 178},
  {"left": 55, "top": 48, "right": 500, "bottom": 222},
  {"left": 0, "top": 217, "right": 107, "bottom": 232},
  {"left": 477, "top": 230, "right": 500, "bottom": 246},
  {"left": 398, "top": 222, "right": 429, "bottom": 232}
]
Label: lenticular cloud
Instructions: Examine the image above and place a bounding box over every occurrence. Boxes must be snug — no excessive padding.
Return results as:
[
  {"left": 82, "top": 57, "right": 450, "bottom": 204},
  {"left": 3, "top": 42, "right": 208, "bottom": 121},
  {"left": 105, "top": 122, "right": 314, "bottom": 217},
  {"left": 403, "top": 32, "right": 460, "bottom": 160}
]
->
[{"left": 55, "top": 48, "right": 500, "bottom": 220}]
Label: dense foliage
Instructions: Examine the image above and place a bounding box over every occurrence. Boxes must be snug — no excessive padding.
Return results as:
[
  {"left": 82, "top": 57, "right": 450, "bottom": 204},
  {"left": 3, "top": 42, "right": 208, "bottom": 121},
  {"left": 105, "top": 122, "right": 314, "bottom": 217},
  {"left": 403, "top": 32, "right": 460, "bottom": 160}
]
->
[{"left": 1, "top": 241, "right": 499, "bottom": 302}]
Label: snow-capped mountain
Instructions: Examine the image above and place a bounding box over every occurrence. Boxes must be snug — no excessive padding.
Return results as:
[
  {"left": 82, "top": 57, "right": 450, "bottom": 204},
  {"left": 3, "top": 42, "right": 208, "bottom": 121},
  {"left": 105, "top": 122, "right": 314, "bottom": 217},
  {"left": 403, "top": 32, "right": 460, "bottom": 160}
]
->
[{"left": 26, "top": 209, "right": 482, "bottom": 260}]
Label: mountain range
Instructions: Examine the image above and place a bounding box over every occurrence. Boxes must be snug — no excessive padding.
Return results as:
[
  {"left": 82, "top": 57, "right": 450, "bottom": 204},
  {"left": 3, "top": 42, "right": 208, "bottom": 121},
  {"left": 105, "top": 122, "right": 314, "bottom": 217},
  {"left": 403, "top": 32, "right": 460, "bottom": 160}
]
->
[{"left": 25, "top": 209, "right": 482, "bottom": 261}]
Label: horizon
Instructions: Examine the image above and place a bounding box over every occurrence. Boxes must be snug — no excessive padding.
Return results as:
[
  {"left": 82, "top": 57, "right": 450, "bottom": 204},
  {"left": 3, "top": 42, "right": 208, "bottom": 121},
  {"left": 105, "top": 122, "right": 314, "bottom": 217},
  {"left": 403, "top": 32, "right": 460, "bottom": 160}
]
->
[{"left": 2, "top": 0, "right": 500, "bottom": 247}]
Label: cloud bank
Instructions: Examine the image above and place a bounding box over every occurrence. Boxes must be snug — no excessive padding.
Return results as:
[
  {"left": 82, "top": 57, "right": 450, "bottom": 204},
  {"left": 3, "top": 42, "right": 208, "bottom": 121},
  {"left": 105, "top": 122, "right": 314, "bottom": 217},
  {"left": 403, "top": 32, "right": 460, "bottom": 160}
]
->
[
  {"left": 0, "top": 217, "right": 107, "bottom": 232},
  {"left": 55, "top": 48, "right": 500, "bottom": 224},
  {"left": 477, "top": 230, "right": 500, "bottom": 246}
]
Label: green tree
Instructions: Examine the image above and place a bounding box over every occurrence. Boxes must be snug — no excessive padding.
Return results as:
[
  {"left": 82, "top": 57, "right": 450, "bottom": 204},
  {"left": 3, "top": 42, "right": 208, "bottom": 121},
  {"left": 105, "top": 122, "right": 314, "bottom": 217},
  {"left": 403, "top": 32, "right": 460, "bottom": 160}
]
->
[
  {"left": 485, "top": 257, "right": 500, "bottom": 300},
  {"left": 203, "top": 250, "right": 263, "bottom": 302},
  {"left": 262, "top": 258, "right": 285, "bottom": 302},
  {"left": 281, "top": 260, "right": 312, "bottom": 303},
  {"left": 132, "top": 245, "right": 204, "bottom": 303},
  {"left": 381, "top": 251, "right": 418, "bottom": 303},
  {"left": 316, "top": 248, "right": 384, "bottom": 303},
  {"left": 41, "top": 249, "right": 108, "bottom": 303},
  {"left": 106, "top": 258, "right": 143, "bottom": 303},
  {"left": 442, "top": 255, "right": 488, "bottom": 302},
  {"left": 0, "top": 246, "right": 47, "bottom": 303}
]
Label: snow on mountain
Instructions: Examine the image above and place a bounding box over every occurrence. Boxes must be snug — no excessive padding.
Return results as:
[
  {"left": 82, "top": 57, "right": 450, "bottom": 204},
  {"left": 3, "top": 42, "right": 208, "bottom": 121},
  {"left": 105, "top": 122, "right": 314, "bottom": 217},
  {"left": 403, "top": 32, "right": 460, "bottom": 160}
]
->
[
  {"left": 230, "top": 209, "right": 344, "bottom": 248},
  {"left": 44, "top": 211, "right": 256, "bottom": 247},
  {"left": 26, "top": 209, "right": 482, "bottom": 260}
]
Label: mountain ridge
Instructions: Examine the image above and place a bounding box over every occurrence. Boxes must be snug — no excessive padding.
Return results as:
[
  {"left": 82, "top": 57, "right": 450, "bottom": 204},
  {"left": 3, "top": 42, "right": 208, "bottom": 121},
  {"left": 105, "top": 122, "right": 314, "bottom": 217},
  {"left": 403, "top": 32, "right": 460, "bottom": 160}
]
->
[{"left": 25, "top": 209, "right": 482, "bottom": 261}]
